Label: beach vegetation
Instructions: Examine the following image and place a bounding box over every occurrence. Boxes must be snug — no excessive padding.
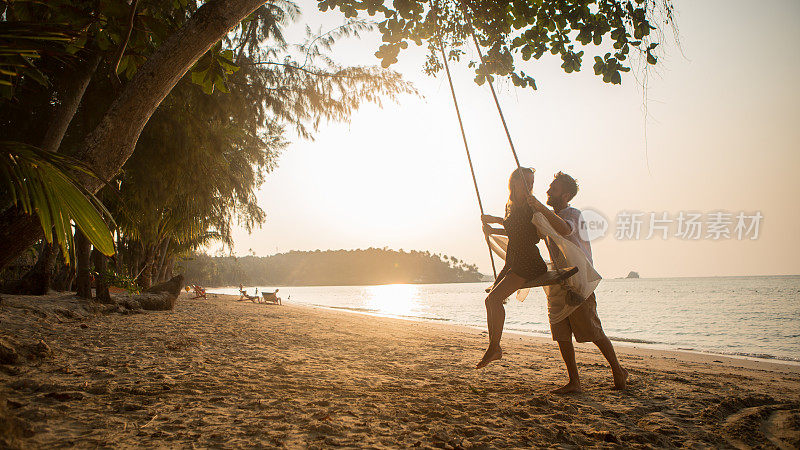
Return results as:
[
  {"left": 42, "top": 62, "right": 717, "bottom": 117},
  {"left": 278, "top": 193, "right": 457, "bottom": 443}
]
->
[
  {"left": 180, "top": 248, "right": 483, "bottom": 287},
  {"left": 0, "top": 0, "right": 414, "bottom": 292}
]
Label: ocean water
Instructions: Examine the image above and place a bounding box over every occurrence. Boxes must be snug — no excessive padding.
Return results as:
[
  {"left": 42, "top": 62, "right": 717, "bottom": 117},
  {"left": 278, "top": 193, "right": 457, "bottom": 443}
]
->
[{"left": 211, "top": 276, "right": 800, "bottom": 363}]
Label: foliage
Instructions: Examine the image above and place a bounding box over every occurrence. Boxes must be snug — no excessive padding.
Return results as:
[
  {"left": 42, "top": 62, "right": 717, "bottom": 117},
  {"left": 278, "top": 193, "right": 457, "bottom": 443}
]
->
[
  {"left": 180, "top": 248, "right": 483, "bottom": 287},
  {"left": 317, "top": 0, "right": 675, "bottom": 87},
  {"left": 0, "top": 141, "right": 114, "bottom": 264},
  {"left": 0, "top": 0, "right": 416, "bottom": 288},
  {"left": 0, "top": 21, "right": 78, "bottom": 99},
  {"left": 88, "top": 4, "right": 415, "bottom": 286},
  {"left": 95, "top": 267, "right": 140, "bottom": 294}
]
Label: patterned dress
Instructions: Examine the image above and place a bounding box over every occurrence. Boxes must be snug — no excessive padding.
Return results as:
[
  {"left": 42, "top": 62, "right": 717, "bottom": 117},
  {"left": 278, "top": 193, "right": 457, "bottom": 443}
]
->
[{"left": 497, "top": 204, "right": 548, "bottom": 281}]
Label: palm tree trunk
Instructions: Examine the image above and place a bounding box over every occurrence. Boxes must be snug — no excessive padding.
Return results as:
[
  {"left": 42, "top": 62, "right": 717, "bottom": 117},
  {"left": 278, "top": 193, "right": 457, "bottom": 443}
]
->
[
  {"left": 91, "top": 248, "right": 112, "bottom": 303},
  {"left": 137, "top": 245, "right": 154, "bottom": 289},
  {"left": 75, "top": 229, "right": 92, "bottom": 298},
  {"left": 155, "top": 238, "right": 170, "bottom": 283}
]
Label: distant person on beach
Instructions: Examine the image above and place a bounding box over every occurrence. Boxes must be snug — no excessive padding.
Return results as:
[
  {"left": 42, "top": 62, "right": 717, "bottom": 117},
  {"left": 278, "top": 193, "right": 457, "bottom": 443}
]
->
[
  {"left": 478, "top": 167, "right": 549, "bottom": 369},
  {"left": 536, "top": 172, "right": 627, "bottom": 393}
]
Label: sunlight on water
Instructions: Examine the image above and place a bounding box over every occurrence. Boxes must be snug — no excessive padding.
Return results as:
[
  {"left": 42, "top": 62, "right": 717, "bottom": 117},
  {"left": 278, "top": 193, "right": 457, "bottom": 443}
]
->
[
  {"left": 364, "top": 284, "right": 420, "bottom": 317},
  {"left": 211, "top": 276, "right": 800, "bottom": 363}
]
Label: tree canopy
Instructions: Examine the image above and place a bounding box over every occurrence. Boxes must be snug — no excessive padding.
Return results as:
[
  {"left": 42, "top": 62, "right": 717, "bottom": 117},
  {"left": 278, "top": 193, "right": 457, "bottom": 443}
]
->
[
  {"left": 318, "top": 0, "right": 675, "bottom": 87},
  {"left": 0, "top": 0, "right": 415, "bottom": 290}
]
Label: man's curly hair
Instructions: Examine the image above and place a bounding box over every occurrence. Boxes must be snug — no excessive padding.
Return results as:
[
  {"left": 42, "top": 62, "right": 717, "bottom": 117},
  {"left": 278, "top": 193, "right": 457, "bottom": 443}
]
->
[{"left": 554, "top": 171, "right": 578, "bottom": 201}]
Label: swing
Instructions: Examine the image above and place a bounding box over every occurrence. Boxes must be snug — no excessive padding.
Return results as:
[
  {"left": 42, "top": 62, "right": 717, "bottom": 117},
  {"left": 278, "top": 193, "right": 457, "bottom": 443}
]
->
[{"left": 433, "top": 0, "right": 578, "bottom": 289}]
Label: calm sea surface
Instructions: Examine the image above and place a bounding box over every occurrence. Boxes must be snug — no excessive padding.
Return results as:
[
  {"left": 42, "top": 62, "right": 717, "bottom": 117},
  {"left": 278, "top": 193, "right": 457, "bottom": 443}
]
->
[{"left": 211, "top": 276, "right": 800, "bottom": 363}]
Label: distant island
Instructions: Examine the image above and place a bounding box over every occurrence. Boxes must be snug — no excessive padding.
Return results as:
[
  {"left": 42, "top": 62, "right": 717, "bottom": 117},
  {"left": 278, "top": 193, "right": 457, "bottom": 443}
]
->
[
  {"left": 179, "top": 248, "right": 484, "bottom": 287},
  {"left": 626, "top": 271, "right": 640, "bottom": 279}
]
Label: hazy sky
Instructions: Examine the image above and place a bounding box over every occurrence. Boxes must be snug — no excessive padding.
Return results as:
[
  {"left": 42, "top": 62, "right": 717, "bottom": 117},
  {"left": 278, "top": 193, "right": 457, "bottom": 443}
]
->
[{"left": 222, "top": 0, "right": 800, "bottom": 278}]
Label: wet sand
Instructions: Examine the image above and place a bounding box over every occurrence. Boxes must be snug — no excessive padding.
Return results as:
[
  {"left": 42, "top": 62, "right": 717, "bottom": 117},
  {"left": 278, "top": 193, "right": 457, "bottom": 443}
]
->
[{"left": 1, "top": 292, "right": 799, "bottom": 448}]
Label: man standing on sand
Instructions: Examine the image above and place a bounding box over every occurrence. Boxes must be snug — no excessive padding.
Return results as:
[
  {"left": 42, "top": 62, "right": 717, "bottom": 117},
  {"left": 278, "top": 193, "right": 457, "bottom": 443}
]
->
[{"left": 527, "top": 172, "right": 627, "bottom": 393}]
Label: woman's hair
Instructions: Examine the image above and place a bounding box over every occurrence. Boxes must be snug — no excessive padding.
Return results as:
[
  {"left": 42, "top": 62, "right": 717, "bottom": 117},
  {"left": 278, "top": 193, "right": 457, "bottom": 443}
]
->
[{"left": 505, "top": 167, "right": 535, "bottom": 217}]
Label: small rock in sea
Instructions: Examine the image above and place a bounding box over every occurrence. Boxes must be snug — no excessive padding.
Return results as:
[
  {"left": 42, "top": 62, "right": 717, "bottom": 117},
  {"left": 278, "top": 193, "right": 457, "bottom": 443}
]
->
[{"left": 0, "top": 338, "right": 19, "bottom": 364}]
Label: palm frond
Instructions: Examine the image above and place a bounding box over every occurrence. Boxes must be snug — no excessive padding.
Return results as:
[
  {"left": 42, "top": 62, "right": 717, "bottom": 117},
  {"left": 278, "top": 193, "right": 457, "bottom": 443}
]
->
[{"left": 0, "top": 141, "right": 115, "bottom": 264}]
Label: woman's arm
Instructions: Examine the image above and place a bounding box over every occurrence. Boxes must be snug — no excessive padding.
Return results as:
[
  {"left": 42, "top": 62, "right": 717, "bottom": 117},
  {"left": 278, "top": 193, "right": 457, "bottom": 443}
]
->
[
  {"left": 481, "top": 214, "right": 504, "bottom": 224},
  {"left": 483, "top": 224, "right": 507, "bottom": 236},
  {"left": 527, "top": 195, "right": 572, "bottom": 236}
]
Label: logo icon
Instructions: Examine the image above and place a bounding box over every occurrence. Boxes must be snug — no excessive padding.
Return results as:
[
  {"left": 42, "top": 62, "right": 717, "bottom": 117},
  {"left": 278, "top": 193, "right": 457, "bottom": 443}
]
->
[{"left": 579, "top": 208, "right": 609, "bottom": 241}]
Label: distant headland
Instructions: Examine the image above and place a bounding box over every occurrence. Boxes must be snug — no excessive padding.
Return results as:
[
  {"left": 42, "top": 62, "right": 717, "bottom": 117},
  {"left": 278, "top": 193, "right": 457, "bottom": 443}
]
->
[{"left": 180, "top": 248, "right": 483, "bottom": 287}]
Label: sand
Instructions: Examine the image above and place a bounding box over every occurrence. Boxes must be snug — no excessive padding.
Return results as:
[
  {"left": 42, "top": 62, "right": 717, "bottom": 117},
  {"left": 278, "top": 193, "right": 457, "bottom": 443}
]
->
[{"left": 1, "top": 292, "right": 799, "bottom": 448}]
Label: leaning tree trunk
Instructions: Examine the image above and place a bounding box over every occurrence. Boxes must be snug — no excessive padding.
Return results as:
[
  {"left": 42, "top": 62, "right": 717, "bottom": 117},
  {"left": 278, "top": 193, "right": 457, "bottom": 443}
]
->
[
  {"left": 91, "top": 248, "right": 112, "bottom": 303},
  {"left": 75, "top": 229, "right": 92, "bottom": 298},
  {"left": 0, "top": 0, "right": 268, "bottom": 271},
  {"left": 40, "top": 52, "right": 102, "bottom": 154}
]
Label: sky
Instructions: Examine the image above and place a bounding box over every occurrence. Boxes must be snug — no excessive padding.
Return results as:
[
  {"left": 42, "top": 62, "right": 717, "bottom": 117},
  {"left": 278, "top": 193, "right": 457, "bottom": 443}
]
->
[{"left": 221, "top": 0, "right": 800, "bottom": 279}]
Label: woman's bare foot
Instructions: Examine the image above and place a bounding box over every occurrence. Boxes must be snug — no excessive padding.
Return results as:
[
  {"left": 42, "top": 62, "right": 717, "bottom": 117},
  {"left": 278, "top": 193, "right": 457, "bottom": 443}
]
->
[
  {"left": 475, "top": 346, "right": 502, "bottom": 369},
  {"left": 551, "top": 381, "right": 582, "bottom": 394},
  {"left": 612, "top": 368, "right": 628, "bottom": 390}
]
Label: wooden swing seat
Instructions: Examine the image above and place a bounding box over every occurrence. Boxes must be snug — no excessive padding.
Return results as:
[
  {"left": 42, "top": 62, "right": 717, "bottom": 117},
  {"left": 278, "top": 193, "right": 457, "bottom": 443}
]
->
[{"left": 522, "top": 266, "right": 578, "bottom": 288}]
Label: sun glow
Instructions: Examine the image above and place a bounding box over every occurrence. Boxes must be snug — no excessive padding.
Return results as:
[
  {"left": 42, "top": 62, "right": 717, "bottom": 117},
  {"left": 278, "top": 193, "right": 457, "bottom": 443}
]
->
[{"left": 364, "top": 284, "right": 421, "bottom": 317}]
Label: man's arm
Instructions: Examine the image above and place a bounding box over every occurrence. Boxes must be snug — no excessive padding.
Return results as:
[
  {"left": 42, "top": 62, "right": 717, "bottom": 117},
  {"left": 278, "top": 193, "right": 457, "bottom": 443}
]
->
[{"left": 527, "top": 196, "right": 572, "bottom": 236}]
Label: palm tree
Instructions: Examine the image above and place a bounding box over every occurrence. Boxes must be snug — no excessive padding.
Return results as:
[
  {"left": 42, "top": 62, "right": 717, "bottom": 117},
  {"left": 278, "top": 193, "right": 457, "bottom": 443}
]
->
[{"left": 0, "top": 20, "right": 115, "bottom": 267}]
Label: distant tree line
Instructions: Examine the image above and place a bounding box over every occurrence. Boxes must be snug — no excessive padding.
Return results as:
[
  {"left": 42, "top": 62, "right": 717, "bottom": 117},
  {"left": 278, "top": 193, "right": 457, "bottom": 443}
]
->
[{"left": 180, "top": 248, "right": 483, "bottom": 287}]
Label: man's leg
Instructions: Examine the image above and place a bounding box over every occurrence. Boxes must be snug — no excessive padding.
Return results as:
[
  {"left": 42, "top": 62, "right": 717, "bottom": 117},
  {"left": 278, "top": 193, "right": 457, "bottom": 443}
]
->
[
  {"left": 593, "top": 336, "right": 628, "bottom": 390},
  {"left": 553, "top": 340, "right": 581, "bottom": 394}
]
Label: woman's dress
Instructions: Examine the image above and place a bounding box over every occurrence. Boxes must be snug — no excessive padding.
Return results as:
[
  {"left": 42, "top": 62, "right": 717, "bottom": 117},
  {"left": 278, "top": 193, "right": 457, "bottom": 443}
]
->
[{"left": 497, "top": 204, "right": 548, "bottom": 281}]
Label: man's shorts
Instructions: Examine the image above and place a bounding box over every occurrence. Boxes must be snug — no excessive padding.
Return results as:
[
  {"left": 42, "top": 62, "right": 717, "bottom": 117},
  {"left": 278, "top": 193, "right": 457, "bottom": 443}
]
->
[{"left": 550, "top": 293, "right": 606, "bottom": 343}]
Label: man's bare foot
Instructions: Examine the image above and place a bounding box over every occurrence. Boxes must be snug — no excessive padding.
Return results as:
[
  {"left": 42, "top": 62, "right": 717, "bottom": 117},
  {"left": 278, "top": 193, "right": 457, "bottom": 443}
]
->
[
  {"left": 551, "top": 381, "right": 582, "bottom": 394},
  {"left": 475, "top": 346, "right": 502, "bottom": 369},
  {"left": 612, "top": 368, "right": 628, "bottom": 390}
]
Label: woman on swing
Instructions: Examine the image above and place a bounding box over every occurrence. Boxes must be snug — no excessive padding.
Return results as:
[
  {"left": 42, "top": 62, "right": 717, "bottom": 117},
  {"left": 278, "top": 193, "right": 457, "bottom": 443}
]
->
[{"left": 477, "top": 167, "right": 566, "bottom": 369}]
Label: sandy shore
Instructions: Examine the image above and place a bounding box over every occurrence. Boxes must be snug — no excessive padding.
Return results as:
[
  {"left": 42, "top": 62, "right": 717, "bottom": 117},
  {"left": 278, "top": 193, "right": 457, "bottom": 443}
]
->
[{"left": 1, "top": 292, "right": 799, "bottom": 448}]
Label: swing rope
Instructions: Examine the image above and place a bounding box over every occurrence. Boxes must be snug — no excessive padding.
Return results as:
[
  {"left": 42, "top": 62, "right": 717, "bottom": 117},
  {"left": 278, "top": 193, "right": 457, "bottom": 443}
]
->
[
  {"left": 433, "top": 0, "right": 576, "bottom": 287},
  {"left": 433, "top": 0, "right": 498, "bottom": 279},
  {"left": 457, "top": 0, "right": 523, "bottom": 169}
]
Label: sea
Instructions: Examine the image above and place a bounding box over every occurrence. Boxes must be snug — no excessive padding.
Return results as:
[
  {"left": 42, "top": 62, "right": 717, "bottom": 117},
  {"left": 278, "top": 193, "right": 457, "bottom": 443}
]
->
[{"left": 210, "top": 276, "right": 800, "bottom": 364}]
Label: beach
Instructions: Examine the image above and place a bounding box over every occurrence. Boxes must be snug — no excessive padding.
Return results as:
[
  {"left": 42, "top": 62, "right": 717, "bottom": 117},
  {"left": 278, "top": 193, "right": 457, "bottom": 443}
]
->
[{"left": 1, "top": 293, "right": 799, "bottom": 448}]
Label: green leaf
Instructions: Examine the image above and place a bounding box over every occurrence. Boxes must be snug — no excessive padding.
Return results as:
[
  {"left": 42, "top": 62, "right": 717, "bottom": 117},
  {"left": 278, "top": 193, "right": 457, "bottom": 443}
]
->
[{"left": 0, "top": 141, "right": 116, "bottom": 262}]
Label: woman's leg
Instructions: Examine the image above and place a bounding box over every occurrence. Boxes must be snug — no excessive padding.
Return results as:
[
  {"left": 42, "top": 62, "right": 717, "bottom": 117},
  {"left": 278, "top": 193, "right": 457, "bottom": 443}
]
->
[{"left": 476, "top": 271, "right": 527, "bottom": 369}]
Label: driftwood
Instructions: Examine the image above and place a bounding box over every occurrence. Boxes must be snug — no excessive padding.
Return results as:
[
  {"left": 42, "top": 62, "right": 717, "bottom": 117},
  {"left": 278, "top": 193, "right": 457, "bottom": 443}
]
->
[
  {"left": 123, "top": 274, "right": 184, "bottom": 311},
  {"left": 144, "top": 274, "right": 184, "bottom": 296}
]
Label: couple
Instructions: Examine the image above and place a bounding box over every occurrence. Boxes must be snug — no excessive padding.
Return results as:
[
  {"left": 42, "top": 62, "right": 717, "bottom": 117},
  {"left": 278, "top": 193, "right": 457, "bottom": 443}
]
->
[{"left": 478, "top": 168, "right": 627, "bottom": 394}]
